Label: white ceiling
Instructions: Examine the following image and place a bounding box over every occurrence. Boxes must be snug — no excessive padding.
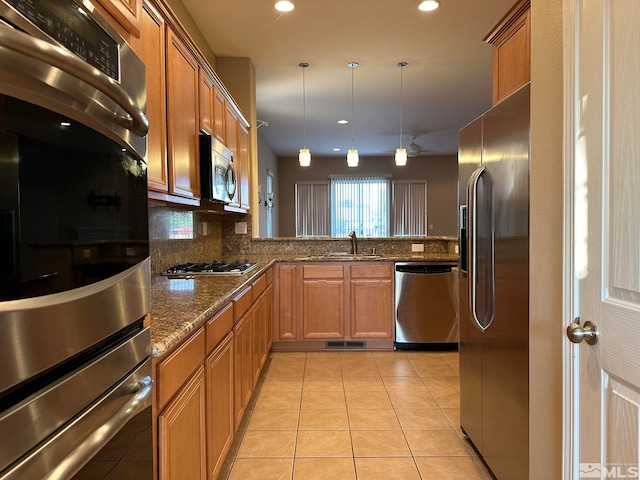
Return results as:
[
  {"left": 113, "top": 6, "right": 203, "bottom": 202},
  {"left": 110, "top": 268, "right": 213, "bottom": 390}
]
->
[{"left": 180, "top": 0, "right": 515, "bottom": 158}]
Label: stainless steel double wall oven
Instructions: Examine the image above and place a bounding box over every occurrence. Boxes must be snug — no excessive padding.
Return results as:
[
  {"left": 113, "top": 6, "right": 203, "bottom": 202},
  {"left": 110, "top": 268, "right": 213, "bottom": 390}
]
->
[{"left": 0, "top": 0, "right": 152, "bottom": 478}]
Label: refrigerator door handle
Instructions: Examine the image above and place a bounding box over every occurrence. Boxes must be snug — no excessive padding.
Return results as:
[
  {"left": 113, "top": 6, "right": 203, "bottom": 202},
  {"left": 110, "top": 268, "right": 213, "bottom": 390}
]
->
[{"left": 467, "top": 166, "right": 495, "bottom": 332}]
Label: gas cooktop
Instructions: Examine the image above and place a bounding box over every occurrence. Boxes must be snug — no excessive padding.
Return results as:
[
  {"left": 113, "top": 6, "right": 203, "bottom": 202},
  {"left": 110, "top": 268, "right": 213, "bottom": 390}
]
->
[{"left": 162, "top": 260, "right": 258, "bottom": 277}]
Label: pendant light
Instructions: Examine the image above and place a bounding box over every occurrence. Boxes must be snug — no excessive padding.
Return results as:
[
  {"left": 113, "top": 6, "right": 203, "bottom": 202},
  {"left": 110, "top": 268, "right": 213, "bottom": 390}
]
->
[
  {"left": 298, "top": 62, "right": 311, "bottom": 167},
  {"left": 347, "top": 61, "right": 359, "bottom": 167},
  {"left": 395, "top": 62, "right": 408, "bottom": 166}
]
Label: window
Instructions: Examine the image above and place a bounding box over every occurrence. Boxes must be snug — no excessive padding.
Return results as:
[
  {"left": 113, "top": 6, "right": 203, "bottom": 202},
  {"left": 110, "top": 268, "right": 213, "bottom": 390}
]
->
[
  {"left": 168, "top": 211, "right": 194, "bottom": 239},
  {"left": 295, "top": 181, "right": 330, "bottom": 237},
  {"left": 392, "top": 180, "right": 427, "bottom": 236},
  {"left": 266, "top": 170, "right": 274, "bottom": 237},
  {"left": 330, "top": 176, "right": 389, "bottom": 237},
  {"left": 294, "top": 177, "right": 426, "bottom": 238}
]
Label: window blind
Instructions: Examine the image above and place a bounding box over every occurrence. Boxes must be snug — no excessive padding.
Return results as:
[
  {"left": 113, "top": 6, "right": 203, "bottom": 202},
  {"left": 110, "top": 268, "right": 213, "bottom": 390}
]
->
[
  {"left": 330, "top": 177, "right": 389, "bottom": 237},
  {"left": 295, "top": 182, "right": 330, "bottom": 237},
  {"left": 392, "top": 180, "right": 427, "bottom": 236}
]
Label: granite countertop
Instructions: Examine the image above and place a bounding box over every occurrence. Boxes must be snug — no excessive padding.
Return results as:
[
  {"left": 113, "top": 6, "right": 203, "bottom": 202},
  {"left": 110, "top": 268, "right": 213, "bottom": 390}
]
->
[{"left": 150, "top": 254, "right": 459, "bottom": 358}]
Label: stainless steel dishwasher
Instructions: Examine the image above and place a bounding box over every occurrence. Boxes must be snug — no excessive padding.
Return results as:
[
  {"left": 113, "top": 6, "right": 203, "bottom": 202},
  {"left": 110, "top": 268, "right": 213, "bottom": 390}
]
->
[{"left": 394, "top": 262, "right": 458, "bottom": 350}]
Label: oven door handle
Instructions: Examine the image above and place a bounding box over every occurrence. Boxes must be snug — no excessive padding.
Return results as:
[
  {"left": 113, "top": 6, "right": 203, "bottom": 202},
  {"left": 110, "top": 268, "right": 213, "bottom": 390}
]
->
[
  {"left": 42, "top": 375, "right": 154, "bottom": 480},
  {"left": 0, "top": 24, "right": 149, "bottom": 137}
]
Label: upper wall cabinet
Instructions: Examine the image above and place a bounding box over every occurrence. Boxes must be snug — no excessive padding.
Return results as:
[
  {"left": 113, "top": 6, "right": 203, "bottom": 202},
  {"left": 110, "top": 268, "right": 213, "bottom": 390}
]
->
[
  {"left": 94, "top": 0, "right": 142, "bottom": 38},
  {"left": 213, "top": 87, "right": 226, "bottom": 144},
  {"left": 199, "top": 70, "right": 227, "bottom": 144},
  {"left": 141, "top": 0, "right": 250, "bottom": 210},
  {"left": 199, "top": 69, "right": 214, "bottom": 137},
  {"left": 141, "top": 2, "right": 168, "bottom": 193},
  {"left": 166, "top": 29, "right": 200, "bottom": 200},
  {"left": 484, "top": 0, "right": 530, "bottom": 105},
  {"left": 142, "top": 1, "right": 200, "bottom": 205}
]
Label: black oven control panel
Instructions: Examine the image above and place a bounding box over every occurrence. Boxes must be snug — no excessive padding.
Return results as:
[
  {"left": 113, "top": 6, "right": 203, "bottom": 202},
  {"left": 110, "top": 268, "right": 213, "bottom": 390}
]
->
[{"left": 5, "top": 0, "right": 120, "bottom": 81}]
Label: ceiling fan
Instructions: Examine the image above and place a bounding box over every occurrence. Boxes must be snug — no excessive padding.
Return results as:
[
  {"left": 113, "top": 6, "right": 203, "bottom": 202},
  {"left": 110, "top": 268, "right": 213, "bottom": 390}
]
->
[{"left": 405, "top": 135, "right": 424, "bottom": 157}]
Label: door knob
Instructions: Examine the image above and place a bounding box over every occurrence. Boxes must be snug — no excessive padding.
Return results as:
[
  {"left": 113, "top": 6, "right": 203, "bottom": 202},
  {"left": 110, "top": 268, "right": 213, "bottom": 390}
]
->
[{"left": 566, "top": 319, "right": 599, "bottom": 345}]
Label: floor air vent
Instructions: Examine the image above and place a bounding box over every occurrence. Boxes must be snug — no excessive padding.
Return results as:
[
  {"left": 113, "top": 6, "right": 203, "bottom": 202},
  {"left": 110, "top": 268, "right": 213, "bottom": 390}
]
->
[{"left": 325, "top": 341, "right": 366, "bottom": 349}]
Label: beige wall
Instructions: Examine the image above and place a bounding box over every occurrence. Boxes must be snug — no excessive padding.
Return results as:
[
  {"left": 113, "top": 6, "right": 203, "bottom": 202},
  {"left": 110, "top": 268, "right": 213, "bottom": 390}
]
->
[
  {"left": 529, "top": 0, "right": 564, "bottom": 478},
  {"left": 275, "top": 154, "right": 458, "bottom": 238}
]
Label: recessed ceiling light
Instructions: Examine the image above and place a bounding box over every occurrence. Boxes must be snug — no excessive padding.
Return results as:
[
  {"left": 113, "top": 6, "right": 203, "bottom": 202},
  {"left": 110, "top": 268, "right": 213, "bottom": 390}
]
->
[
  {"left": 418, "top": 0, "right": 440, "bottom": 12},
  {"left": 274, "top": 1, "right": 294, "bottom": 12},
  {"left": 333, "top": 148, "right": 341, "bottom": 151},
  {"left": 338, "top": 119, "right": 348, "bottom": 124}
]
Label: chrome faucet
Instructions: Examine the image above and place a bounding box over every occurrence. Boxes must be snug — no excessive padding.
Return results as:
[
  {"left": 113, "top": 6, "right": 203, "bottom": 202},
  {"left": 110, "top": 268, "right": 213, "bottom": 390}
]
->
[{"left": 348, "top": 231, "right": 358, "bottom": 255}]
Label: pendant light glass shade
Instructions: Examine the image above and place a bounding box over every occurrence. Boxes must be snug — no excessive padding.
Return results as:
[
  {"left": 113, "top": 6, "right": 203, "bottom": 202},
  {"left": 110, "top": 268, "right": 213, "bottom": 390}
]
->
[
  {"left": 347, "top": 62, "right": 358, "bottom": 167},
  {"left": 299, "top": 148, "right": 311, "bottom": 166},
  {"left": 347, "top": 149, "right": 359, "bottom": 167},
  {"left": 298, "top": 62, "right": 311, "bottom": 167},
  {"left": 395, "top": 148, "right": 407, "bottom": 166},
  {"left": 395, "top": 62, "right": 408, "bottom": 167}
]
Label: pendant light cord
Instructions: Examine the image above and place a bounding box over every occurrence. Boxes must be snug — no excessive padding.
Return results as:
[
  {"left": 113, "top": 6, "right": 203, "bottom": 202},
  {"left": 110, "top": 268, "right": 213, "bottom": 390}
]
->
[
  {"left": 351, "top": 64, "right": 355, "bottom": 150},
  {"left": 398, "top": 62, "right": 407, "bottom": 149},
  {"left": 300, "top": 62, "right": 309, "bottom": 149},
  {"left": 303, "top": 66, "right": 306, "bottom": 149},
  {"left": 400, "top": 64, "right": 403, "bottom": 148}
]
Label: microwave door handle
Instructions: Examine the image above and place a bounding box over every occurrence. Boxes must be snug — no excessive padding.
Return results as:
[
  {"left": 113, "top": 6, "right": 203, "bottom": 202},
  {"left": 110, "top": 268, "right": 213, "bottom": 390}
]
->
[
  {"left": 0, "top": 24, "right": 149, "bottom": 137},
  {"left": 226, "top": 164, "right": 237, "bottom": 199},
  {"left": 468, "top": 166, "right": 489, "bottom": 332}
]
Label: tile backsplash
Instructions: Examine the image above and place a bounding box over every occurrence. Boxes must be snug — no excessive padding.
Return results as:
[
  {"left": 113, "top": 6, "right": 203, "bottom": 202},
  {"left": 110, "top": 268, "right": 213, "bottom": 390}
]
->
[
  {"left": 148, "top": 206, "right": 223, "bottom": 276},
  {"left": 149, "top": 209, "right": 458, "bottom": 277}
]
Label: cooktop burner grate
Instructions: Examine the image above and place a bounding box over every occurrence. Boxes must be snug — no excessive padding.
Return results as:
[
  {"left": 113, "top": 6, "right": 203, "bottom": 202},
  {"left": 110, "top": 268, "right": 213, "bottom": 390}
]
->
[{"left": 162, "top": 260, "right": 258, "bottom": 276}]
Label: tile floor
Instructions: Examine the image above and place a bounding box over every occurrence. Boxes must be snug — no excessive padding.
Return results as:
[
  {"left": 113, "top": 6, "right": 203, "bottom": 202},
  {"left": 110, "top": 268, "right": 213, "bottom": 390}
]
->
[{"left": 218, "top": 350, "right": 493, "bottom": 480}]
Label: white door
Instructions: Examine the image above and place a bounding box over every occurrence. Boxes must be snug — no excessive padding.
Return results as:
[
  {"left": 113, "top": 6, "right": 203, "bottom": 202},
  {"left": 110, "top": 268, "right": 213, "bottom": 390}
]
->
[{"left": 567, "top": 0, "right": 640, "bottom": 478}]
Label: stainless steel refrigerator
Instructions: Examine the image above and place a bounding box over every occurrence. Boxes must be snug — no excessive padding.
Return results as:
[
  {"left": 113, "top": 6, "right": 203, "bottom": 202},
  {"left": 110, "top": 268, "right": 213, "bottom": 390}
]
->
[{"left": 458, "top": 83, "right": 529, "bottom": 479}]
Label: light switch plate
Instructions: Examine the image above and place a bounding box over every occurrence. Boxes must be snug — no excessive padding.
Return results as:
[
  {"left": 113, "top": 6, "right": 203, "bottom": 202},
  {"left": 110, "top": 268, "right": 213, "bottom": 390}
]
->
[{"left": 411, "top": 243, "right": 424, "bottom": 252}]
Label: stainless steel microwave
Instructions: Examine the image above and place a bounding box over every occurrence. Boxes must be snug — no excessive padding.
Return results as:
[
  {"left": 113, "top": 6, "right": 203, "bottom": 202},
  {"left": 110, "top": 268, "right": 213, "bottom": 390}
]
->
[{"left": 200, "top": 134, "right": 237, "bottom": 204}]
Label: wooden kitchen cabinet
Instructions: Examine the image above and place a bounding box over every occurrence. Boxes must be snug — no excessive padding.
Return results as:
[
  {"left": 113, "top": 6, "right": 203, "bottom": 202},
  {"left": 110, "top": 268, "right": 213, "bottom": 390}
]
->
[
  {"left": 199, "top": 69, "right": 214, "bottom": 136},
  {"left": 158, "top": 366, "right": 207, "bottom": 480},
  {"left": 140, "top": 2, "right": 168, "bottom": 193},
  {"left": 484, "top": 0, "right": 530, "bottom": 105},
  {"left": 94, "top": 0, "right": 142, "bottom": 37},
  {"left": 274, "top": 264, "right": 299, "bottom": 341},
  {"left": 265, "top": 282, "right": 274, "bottom": 351},
  {"left": 212, "top": 87, "right": 226, "bottom": 143},
  {"left": 232, "top": 311, "right": 252, "bottom": 430},
  {"left": 251, "top": 274, "right": 268, "bottom": 386},
  {"left": 350, "top": 264, "right": 394, "bottom": 339},
  {"left": 154, "top": 271, "right": 274, "bottom": 479},
  {"left": 166, "top": 28, "right": 200, "bottom": 200},
  {"left": 272, "top": 262, "right": 394, "bottom": 350},
  {"left": 302, "top": 264, "right": 345, "bottom": 339},
  {"left": 206, "top": 332, "right": 234, "bottom": 480},
  {"left": 142, "top": 6, "right": 200, "bottom": 205}
]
